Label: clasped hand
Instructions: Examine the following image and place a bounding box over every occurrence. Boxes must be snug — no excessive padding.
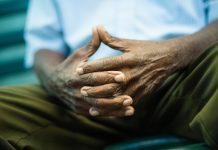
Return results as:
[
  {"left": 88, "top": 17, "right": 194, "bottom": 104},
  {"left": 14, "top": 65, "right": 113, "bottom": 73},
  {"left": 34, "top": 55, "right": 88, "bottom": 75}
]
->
[
  {"left": 76, "top": 25, "right": 183, "bottom": 117},
  {"left": 50, "top": 25, "right": 185, "bottom": 117}
]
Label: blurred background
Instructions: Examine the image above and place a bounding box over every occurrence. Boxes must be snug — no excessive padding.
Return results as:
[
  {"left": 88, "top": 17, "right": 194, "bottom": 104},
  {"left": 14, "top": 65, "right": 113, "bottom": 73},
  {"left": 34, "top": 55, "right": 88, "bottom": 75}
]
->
[
  {"left": 0, "top": 0, "right": 38, "bottom": 86},
  {"left": 0, "top": 1, "right": 213, "bottom": 149}
]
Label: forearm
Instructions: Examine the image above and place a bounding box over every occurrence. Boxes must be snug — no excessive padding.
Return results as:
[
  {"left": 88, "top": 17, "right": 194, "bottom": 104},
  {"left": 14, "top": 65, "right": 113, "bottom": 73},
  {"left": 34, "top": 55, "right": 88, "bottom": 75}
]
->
[
  {"left": 34, "top": 49, "right": 65, "bottom": 95},
  {"left": 178, "top": 20, "right": 218, "bottom": 67},
  {"left": 194, "top": 20, "right": 218, "bottom": 48}
]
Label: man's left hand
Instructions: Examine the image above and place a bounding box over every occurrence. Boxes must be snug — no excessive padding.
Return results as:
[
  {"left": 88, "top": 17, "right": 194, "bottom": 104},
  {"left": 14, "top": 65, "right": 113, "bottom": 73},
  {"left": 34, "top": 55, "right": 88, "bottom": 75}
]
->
[{"left": 77, "top": 26, "right": 191, "bottom": 116}]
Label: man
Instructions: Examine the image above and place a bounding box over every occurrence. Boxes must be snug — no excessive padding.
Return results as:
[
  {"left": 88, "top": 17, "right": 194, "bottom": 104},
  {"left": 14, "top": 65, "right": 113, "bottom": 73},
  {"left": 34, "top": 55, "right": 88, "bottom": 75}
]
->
[{"left": 0, "top": 0, "right": 217, "bottom": 149}]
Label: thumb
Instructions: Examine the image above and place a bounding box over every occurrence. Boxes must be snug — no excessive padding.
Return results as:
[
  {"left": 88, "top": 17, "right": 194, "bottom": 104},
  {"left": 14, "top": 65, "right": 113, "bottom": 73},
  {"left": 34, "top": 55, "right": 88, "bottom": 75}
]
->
[
  {"left": 97, "top": 25, "right": 127, "bottom": 52},
  {"left": 74, "top": 26, "right": 101, "bottom": 61},
  {"left": 85, "top": 26, "right": 101, "bottom": 59}
]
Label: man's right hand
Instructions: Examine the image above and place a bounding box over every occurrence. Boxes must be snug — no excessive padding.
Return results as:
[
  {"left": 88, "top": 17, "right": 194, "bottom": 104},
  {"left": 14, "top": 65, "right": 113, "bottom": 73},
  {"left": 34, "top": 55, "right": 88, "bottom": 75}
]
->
[{"left": 35, "top": 27, "right": 134, "bottom": 116}]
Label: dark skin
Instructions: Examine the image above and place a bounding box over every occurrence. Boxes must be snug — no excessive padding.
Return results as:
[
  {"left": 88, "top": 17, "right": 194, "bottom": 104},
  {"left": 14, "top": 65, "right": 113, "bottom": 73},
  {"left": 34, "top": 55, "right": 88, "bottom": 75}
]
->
[
  {"left": 35, "top": 20, "right": 218, "bottom": 117},
  {"left": 77, "top": 21, "right": 218, "bottom": 116},
  {"left": 34, "top": 27, "right": 134, "bottom": 116}
]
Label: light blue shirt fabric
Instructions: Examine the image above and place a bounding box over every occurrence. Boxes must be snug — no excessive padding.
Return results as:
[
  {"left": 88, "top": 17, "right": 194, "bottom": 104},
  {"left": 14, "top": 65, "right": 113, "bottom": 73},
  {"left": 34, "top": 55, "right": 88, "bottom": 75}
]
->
[{"left": 25, "top": 0, "right": 218, "bottom": 68}]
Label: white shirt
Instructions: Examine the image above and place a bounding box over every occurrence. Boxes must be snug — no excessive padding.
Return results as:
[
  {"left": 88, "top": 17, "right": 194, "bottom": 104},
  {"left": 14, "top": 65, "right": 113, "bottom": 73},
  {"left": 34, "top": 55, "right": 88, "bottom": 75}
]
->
[{"left": 25, "top": 0, "right": 218, "bottom": 68}]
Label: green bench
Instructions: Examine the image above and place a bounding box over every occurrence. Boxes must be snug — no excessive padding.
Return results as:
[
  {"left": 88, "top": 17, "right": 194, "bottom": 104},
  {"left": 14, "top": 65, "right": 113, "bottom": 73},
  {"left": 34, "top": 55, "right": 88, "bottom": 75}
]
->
[
  {"left": 0, "top": 0, "right": 38, "bottom": 86},
  {"left": 0, "top": 1, "right": 209, "bottom": 149}
]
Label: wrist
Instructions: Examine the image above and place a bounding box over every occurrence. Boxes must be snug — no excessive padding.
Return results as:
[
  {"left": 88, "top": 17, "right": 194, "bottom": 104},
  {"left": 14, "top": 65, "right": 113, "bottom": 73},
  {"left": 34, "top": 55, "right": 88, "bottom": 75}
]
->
[
  {"left": 34, "top": 50, "right": 65, "bottom": 96},
  {"left": 169, "top": 35, "right": 201, "bottom": 69},
  {"left": 175, "top": 20, "right": 218, "bottom": 68},
  {"left": 34, "top": 58, "right": 61, "bottom": 97}
]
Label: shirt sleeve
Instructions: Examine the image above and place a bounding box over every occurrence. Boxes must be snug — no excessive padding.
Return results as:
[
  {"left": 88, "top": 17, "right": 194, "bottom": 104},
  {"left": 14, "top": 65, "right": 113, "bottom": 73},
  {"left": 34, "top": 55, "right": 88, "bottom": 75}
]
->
[
  {"left": 24, "top": 0, "right": 67, "bottom": 68},
  {"left": 205, "top": 0, "right": 218, "bottom": 23}
]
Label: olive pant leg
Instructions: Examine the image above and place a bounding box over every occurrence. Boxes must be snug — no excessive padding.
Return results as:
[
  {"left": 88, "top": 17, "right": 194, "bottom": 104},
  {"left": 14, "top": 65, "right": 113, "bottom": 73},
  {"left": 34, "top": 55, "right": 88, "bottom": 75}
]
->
[
  {"left": 0, "top": 44, "right": 217, "bottom": 149},
  {"left": 148, "top": 43, "right": 218, "bottom": 148},
  {"left": 0, "top": 85, "right": 134, "bottom": 150}
]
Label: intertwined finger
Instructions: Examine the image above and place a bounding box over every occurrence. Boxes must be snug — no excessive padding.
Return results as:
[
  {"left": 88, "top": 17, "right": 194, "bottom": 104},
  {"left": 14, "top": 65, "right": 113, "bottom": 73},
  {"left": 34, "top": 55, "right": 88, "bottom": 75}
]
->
[
  {"left": 97, "top": 25, "right": 127, "bottom": 51},
  {"left": 83, "top": 95, "right": 132, "bottom": 109},
  {"left": 76, "top": 54, "right": 132, "bottom": 75},
  {"left": 67, "top": 70, "right": 126, "bottom": 88},
  {"left": 79, "top": 71, "right": 126, "bottom": 86},
  {"left": 85, "top": 26, "right": 101, "bottom": 59},
  {"left": 68, "top": 26, "right": 101, "bottom": 63},
  {"left": 76, "top": 26, "right": 137, "bottom": 75},
  {"left": 80, "top": 83, "right": 122, "bottom": 98}
]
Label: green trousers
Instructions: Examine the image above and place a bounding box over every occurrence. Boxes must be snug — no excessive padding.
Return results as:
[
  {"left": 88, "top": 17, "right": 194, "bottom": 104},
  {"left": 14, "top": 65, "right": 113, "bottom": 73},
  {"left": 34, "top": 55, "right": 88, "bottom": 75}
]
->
[{"left": 0, "top": 44, "right": 217, "bottom": 150}]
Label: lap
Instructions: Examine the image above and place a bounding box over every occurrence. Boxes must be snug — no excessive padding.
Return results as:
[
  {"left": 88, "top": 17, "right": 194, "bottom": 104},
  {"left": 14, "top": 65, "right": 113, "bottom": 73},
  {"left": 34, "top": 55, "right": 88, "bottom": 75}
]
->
[
  {"left": 149, "top": 43, "right": 218, "bottom": 148},
  {"left": 0, "top": 84, "right": 132, "bottom": 150},
  {"left": 0, "top": 44, "right": 217, "bottom": 149}
]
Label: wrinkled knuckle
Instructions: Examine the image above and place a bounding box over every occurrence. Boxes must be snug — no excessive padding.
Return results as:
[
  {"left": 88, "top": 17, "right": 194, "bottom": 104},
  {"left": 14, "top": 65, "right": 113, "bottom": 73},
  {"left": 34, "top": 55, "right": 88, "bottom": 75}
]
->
[
  {"left": 102, "top": 60, "right": 108, "bottom": 70},
  {"left": 102, "top": 72, "right": 114, "bottom": 83},
  {"left": 116, "top": 55, "right": 126, "bottom": 68},
  {"left": 66, "top": 78, "right": 79, "bottom": 88},
  {"left": 86, "top": 74, "right": 94, "bottom": 83},
  {"left": 82, "top": 74, "right": 94, "bottom": 85},
  {"left": 81, "top": 64, "right": 91, "bottom": 73},
  {"left": 65, "top": 79, "right": 73, "bottom": 87}
]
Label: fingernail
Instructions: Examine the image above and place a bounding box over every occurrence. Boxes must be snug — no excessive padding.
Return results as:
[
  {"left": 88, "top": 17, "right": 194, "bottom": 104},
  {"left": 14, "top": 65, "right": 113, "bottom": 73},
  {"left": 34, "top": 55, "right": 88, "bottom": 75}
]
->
[
  {"left": 81, "top": 87, "right": 91, "bottom": 96},
  {"left": 107, "top": 71, "right": 121, "bottom": 75},
  {"left": 76, "top": 67, "right": 84, "bottom": 75},
  {"left": 123, "top": 99, "right": 132, "bottom": 106},
  {"left": 82, "top": 86, "right": 91, "bottom": 90},
  {"left": 89, "top": 108, "right": 99, "bottom": 116},
  {"left": 125, "top": 108, "right": 134, "bottom": 116},
  {"left": 115, "top": 74, "right": 125, "bottom": 82},
  {"left": 81, "top": 90, "right": 88, "bottom": 96}
]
